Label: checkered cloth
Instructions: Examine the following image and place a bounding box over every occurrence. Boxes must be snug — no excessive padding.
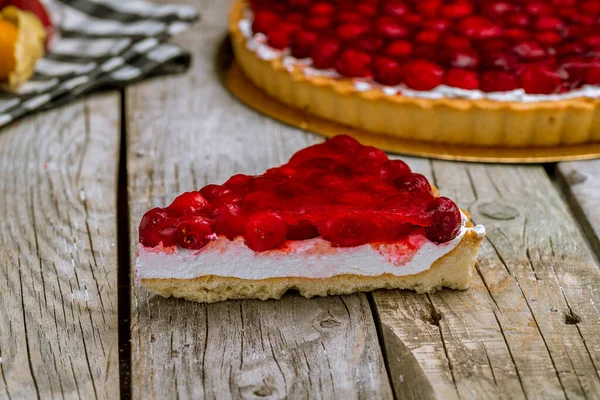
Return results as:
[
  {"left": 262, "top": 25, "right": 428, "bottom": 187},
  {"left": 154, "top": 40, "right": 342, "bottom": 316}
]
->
[{"left": 0, "top": 0, "right": 199, "bottom": 128}]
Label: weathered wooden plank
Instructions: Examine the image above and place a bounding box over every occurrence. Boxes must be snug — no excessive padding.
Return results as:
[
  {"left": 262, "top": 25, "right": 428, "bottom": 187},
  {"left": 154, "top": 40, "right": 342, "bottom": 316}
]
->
[
  {"left": 557, "top": 160, "right": 600, "bottom": 259},
  {"left": 374, "top": 162, "right": 600, "bottom": 399},
  {"left": 0, "top": 93, "right": 121, "bottom": 399},
  {"left": 126, "top": 0, "right": 392, "bottom": 398}
]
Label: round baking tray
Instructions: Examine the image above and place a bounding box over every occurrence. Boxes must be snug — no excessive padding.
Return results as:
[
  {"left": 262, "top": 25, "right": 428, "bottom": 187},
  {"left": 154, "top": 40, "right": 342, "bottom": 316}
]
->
[{"left": 217, "top": 36, "right": 600, "bottom": 163}]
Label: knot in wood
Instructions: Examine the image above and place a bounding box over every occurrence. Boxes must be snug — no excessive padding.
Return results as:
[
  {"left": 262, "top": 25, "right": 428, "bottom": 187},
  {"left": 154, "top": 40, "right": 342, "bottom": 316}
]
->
[
  {"left": 566, "top": 170, "right": 588, "bottom": 186},
  {"left": 478, "top": 201, "right": 519, "bottom": 221},
  {"left": 319, "top": 317, "right": 342, "bottom": 329},
  {"left": 564, "top": 310, "right": 581, "bottom": 325}
]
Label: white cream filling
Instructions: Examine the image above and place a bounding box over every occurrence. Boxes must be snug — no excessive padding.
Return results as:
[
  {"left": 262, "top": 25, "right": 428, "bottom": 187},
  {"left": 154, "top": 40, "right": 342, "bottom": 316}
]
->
[
  {"left": 238, "top": 15, "right": 600, "bottom": 103},
  {"left": 136, "top": 213, "right": 486, "bottom": 280}
]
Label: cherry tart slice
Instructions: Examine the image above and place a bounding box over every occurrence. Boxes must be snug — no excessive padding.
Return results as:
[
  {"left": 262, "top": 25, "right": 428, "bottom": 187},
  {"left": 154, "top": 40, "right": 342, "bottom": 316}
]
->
[{"left": 136, "top": 135, "right": 485, "bottom": 303}]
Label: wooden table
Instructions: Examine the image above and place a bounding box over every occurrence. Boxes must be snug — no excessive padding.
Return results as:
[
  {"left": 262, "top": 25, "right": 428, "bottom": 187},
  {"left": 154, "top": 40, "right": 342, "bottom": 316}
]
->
[{"left": 2, "top": 1, "right": 600, "bottom": 398}]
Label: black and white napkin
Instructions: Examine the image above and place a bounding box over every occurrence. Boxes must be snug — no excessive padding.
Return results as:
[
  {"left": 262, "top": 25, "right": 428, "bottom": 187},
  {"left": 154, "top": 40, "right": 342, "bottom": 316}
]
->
[{"left": 0, "top": 0, "right": 199, "bottom": 129}]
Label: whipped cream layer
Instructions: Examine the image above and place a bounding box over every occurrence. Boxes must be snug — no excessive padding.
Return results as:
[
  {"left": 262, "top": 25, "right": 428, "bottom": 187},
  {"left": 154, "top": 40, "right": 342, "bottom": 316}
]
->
[
  {"left": 136, "top": 217, "right": 485, "bottom": 281},
  {"left": 238, "top": 16, "right": 600, "bottom": 103}
]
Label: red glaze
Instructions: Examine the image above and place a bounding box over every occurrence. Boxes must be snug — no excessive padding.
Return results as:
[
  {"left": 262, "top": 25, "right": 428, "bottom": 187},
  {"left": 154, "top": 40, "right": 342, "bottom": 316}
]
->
[
  {"left": 247, "top": 0, "right": 600, "bottom": 94},
  {"left": 138, "top": 136, "right": 463, "bottom": 251}
]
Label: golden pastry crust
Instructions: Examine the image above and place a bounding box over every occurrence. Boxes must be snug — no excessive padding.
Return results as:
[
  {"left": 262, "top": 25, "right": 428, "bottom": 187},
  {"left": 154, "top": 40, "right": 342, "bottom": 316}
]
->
[
  {"left": 140, "top": 230, "right": 483, "bottom": 303},
  {"left": 229, "top": 0, "right": 600, "bottom": 147}
]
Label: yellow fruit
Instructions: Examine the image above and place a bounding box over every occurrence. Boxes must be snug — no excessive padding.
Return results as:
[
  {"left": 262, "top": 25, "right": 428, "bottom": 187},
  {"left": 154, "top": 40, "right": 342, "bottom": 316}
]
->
[{"left": 0, "top": 19, "right": 18, "bottom": 80}]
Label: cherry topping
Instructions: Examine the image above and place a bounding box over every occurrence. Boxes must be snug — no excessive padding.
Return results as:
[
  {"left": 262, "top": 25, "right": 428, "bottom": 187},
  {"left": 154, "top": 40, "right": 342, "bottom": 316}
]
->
[
  {"left": 424, "top": 197, "right": 462, "bottom": 243},
  {"left": 372, "top": 57, "right": 404, "bottom": 85},
  {"left": 319, "top": 214, "right": 377, "bottom": 247},
  {"left": 444, "top": 69, "right": 480, "bottom": 90},
  {"left": 290, "top": 30, "right": 319, "bottom": 58},
  {"left": 248, "top": 0, "right": 600, "bottom": 94},
  {"left": 243, "top": 211, "right": 287, "bottom": 251},
  {"left": 139, "top": 208, "right": 177, "bottom": 247},
  {"left": 335, "top": 49, "right": 372, "bottom": 77},
  {"left": 175, "top": 216, "right": 213, "bottom": 250},
  {"left": 167, "top": 191, "right": 210, "bottom": 216},
  {"left": 403, "top": 60, "right": 444, "bottom": 90},
  {"left": 139, "top": 136, "right": 465, "bottom": 251},
  {"left": 311, "top": 38, "right": 342, "bottom": 69},
  {"left": 394, "top": 173, "right": 433, "bottom": 196}
]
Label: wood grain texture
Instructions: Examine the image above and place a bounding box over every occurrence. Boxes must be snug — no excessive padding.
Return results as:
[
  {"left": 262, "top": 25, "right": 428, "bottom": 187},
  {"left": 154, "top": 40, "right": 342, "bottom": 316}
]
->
[
  {"left": 0, "top": 93, "right": 120, "bottom": 399},
  {"left": 557, "top": 160, "right": 600, "bottom": 259},
  {"left": 374, "top": 161, "right": 600, "bottom": 399},
  {"left": 126, "top": 0, "right": 392, "bottom": 398}
]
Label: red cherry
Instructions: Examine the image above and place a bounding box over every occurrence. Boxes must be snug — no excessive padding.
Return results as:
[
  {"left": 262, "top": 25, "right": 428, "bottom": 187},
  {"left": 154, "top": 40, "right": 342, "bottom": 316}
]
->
[
  {"left": 424, "top": 197, "right": 461, "bottom": 243},
  {"left": 336, "top": 21, "right": 370, "bottom": 42},
  {"left": 338, "top": 11, "right": 363, "bottom": 23},
  {"left": 139, "top": 208, "right": 177, "bottom": 247},
  {"left": 175, "top": 216, "right": 213, "bottom": 250},
  {"left": 558, "top": 42, "right": 586, "bottom": 56},
  {"left": 243, "top": 211, "right": 287, "bottom": 251},
  {"left": 249, "top": 176, "right": 279, "bottom": 191},
  {"left": 224, "top": 174, "right": 253, "bottom": 190},
  {"left": 385, "top": 40, "right": 413, "bottom": 59},
  {"left": 326, "top": 135, "right": 362, "bottom": 152},
  {"left": 423, "top": 18, "right": 451, "bottom": 32},
  {"left": 357, "top": 146, "right": 389, "bottom": 165},
  {"left": 504, "top": 28, "right": 531, "bottom": 41},
  {"left": 584, "top": 35, "right": 600, "bottom": 48},
  {"left": 311, "top": 38, "right": 342, "bottom": 69},
  {"left": 506, "top": 13, "right": 531, "bottom": 27},
  {"left": 458, "top": 16, "right": 502, "bottom": 40},
  {"left": 335, "top": 49, "right": 372, "bottom": 77},
  {"left": 212, "top": 203, "right": 243, "bottom": 240},
  {"left": 355, "top": 35, "right": 385, "bottom": 53},
  {"left": 267, "top": 22, "right": 299, "bottom": 49},
  {"left": 286, "top": 12, "right": 304, "bottom": 24},
  {"left": 512, "top": 40, "right": 547, "bottom": 61},
  {"left": 525, "top": 2, "right": 553, "bottom": 16},
  {"left": 382, "top": 1, "right": 410, "bottom": 17},
  {"left": 167, "top": 191, "right": 210, "bottom": 216},
  {"left": 310, "top": 2, "right": 335, "bottom": 16},
  {"left": 442, "top": 48, "right": 480, "bottom": 69},
  {"left": 481, "top": 51, "right": 517, "bottom": 70},
  {"left": 444, "top": 69, "right": 480, "bottom": 90},
  {"left": 415, "top": 30, "right": 441, "bottom": 45},
  {"left": 372, "top": 57, "right": 404, "bottom": 85},
  {"left": 375, "top": 19, "right": 410, "bottom": 39},
  {"left": 252, "top": 11, "right": 280, "bottom": 34},
  {"left": 443, "top": 35, "right": 472, "bottom": 50},
  {"left": 402, "top": 13, "right": 424, "bottom": 26},
  {"left": 199, "top": 184, "right": 232, "bottom": 201},
  {"left": 586, "top": 64, "right": 600, "bottom": 85},
  {"left": 288, "top": 0, "right": 310, "bottom": 7},
  {"left": 520, "top": 64, "right": 567, "bottom": 94},
  {"left": 480, "top": 71, "right": 519, "bottom": 92},
  {"left": 290, "top": 30, "right": 319, "bottom": 58},
  {"left": 319, "top": 214, "right": 377, "bottom": 247},
  {"left": 582, "top": 0, "right": 600, "bottom": 13},
  {"left": 441, "top": 3, "right": 474, "bottom": 19},
  {"left": 536, "top": 31, "right": 562, "bottom": 46},
  {"left": 482, "top": 1, "right": 514, "bottom": 18},
  {"left": 416, "top": 0, "right": 442, "bottom": 17},
  {"left": 403, "top": 60, "right": 444, "bottom": 90},
  {"left": 357, "top": 3, "right": 378, "bottom": 16},
  {"left": 394, "top": 173, "right": 433, "bottom": 196},
  {"left": 286, "top": 219, "right": 319, "bottom": 240},
  {"left": 534, "top": 16, "right": 565, "bottom": 31},
  {"left": 379, "top": 160, "right": 411, "bottom": 180},
  {"left": 306, "top": 16, "right": 332, "bottom": 31}
]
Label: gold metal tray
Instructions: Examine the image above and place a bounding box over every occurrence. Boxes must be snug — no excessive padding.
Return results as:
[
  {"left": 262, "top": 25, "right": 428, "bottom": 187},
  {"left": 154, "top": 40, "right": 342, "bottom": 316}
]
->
[{"left": 218, "top": 37, "right": 600, "bottom": 163}]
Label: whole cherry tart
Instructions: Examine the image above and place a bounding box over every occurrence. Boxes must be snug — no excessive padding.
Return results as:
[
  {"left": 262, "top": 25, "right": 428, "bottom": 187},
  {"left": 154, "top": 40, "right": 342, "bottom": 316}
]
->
[
  {"left": 230, "top": 0, "right": 600, "bottom": 147},
  {"left": 136, "top": 136, "right": 486, "bottom": 303}
]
